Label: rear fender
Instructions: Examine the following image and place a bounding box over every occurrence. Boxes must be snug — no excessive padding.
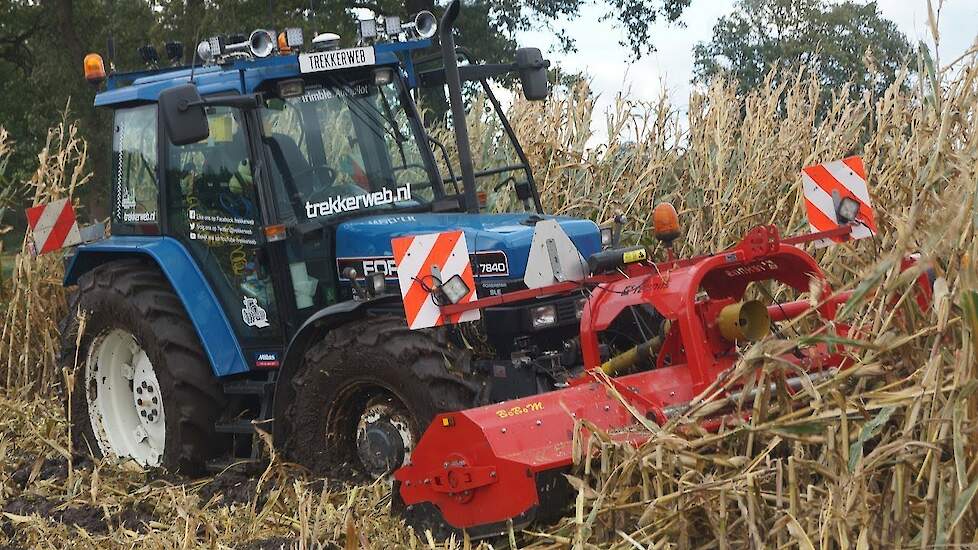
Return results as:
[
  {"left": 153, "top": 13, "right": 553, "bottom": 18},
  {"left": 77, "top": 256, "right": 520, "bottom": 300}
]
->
[
  {"left": 63, "top": 236, "right": 249, "bottom": 377},
  {"left": 272, "top": 295, "right": 404, "bottom": 446}
]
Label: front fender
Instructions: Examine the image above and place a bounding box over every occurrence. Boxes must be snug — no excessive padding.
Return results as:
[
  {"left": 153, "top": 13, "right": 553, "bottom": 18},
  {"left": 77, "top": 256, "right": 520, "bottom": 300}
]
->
[
  {"left": 272, "top": 295, "right": 403, "bottom": 446},
  {"left": 64, "top": 236, "right": 249, "bottom": 377}
]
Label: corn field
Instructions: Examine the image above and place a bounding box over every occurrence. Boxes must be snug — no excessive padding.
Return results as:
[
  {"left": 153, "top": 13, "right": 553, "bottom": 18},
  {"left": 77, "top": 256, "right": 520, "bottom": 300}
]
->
[{"left": 0, "top": 40, "right": 977, "bottom": 549}]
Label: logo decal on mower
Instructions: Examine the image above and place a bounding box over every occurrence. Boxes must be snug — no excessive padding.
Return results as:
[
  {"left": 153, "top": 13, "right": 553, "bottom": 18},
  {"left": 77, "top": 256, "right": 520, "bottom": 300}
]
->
[{"left": 241, "top": 297, "right": 270, "bottom": 329}]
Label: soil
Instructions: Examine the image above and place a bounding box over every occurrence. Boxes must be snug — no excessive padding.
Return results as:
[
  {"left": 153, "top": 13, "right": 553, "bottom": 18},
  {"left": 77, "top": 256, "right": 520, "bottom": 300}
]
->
[
  {"left": 9, "top": 456, "right": 69, "bottom": 488},
  {"left": 198, "top": 464, "right": 266, "bottom": 507},
  {"left": 3, "top": 495, "right": 108, "bottom": 533}
]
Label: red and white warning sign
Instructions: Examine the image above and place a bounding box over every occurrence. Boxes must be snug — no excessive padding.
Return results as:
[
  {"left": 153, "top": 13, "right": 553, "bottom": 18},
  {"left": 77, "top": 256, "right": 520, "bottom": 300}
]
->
[
  {"left": 391, "top": 230, "right": 480, "bottom": 330},
  {"left": 801, "top": 156, "right": 877, "bottom": 248},
  {"left": 26, "top": 198, "right": 82, "bottom": 255}
]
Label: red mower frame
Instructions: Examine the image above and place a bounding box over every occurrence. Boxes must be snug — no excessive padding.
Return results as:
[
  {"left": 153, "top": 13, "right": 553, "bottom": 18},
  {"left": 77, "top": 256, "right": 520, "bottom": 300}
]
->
[{"left": 395, "top": 224, "right": 865, "bottom": 531}]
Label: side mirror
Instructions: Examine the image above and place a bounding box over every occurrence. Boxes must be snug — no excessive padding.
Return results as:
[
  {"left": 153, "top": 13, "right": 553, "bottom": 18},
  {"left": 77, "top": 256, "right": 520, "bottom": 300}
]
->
[
  {"left": 159, "top": 84, "right": 209, "bottom": 145},
  {"left": 515, "top": 48, "right": 550, "bottom": 101}
]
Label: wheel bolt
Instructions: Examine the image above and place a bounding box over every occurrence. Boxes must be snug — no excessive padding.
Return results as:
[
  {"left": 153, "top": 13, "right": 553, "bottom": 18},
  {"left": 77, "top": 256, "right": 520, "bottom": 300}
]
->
[
  {"left": 151, "top": 409, "right": 158, "bottom": 416},
  {"left": 147, "top": 386, "right": 154, "bottom": 393},
  {"left": 152, "top": 397, "right": 158, "bottom": 404},
  {"left": 140, "top": 410, "right": 147, "bottom": 417},
  {"left": 137, "top": 399, "right": 143, "bottom": 405},
  {"left": 137, "top": 387, "right": 143, "bottom": 395}
]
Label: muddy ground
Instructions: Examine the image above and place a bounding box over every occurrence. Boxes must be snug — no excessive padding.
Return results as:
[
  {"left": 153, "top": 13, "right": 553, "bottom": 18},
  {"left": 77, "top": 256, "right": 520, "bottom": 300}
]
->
[{"left": 0, "top": 394, "right": 432, "bottom": 550}]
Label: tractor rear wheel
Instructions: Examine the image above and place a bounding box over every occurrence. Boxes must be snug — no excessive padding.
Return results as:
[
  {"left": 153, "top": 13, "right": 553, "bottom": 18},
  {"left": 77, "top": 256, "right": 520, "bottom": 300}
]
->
[
  {"left": 283, "top": 316, "right": 485, "bottom": 478},
  {"left": 60, "top": 259, "right": 226, "bottom": 473}
]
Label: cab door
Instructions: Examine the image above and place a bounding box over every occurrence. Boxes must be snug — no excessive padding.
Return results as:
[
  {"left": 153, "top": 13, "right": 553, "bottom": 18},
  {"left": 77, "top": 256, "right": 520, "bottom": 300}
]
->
[{"left": 163, "top": 106, "right": 285, "bottom": 368}]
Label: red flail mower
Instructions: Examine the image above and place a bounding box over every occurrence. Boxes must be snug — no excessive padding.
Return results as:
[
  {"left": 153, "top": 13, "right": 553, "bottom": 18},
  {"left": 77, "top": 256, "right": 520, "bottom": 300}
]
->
[{"left": 393, "top": 168, "right": 930, "bottom": 535}]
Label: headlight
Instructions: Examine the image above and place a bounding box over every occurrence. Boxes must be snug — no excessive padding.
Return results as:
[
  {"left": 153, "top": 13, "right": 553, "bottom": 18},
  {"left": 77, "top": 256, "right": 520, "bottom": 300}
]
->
[
  {"left": 575, "top": 297, "right": 587, "bottom": 319},
  {"left": 600, "top": 227, "right": 613, "bottom": 248},
  {"left": 529, "top": 304, "right": 557, "bottom": 330}
]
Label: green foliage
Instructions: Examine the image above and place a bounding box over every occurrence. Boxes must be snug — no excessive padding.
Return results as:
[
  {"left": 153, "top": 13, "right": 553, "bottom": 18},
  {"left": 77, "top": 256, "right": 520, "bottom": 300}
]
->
[{"left": 693, "top": 0, "right": 912, "bottom": 99}]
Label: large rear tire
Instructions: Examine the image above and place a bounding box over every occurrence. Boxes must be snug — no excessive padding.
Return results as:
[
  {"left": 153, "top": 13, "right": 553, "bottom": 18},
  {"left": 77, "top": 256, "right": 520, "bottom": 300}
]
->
[
  {"left": 283, "top": 315, "right": 485, "bottom": 477},
  {"left": 60, "top": 259, "right": 227, "bottom": 474}
]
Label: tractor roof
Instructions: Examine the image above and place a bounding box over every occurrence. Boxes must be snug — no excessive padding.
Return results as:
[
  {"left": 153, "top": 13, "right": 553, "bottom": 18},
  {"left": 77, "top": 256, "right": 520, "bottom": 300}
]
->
[{"left": 94, "top": 39, "right": 431, "bottom": 108}]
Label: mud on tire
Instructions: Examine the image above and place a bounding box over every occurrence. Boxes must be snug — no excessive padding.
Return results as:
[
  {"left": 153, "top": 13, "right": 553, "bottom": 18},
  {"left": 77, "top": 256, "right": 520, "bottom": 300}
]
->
[
  {"left": 60, "top": 258, "right": 226, "bottom": 474},
  {"left": 283, "top": 315, "right": 486, "bottom": 477}
]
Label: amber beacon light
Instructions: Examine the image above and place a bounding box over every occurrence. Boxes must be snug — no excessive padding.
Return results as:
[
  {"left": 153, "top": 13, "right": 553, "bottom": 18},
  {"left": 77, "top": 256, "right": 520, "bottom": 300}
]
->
[
  {"left": 84, "top": 53, "right": 106, "bottom": 85},
  {"left": 652, "top": 202, "right": 681, "bottom": 245}
]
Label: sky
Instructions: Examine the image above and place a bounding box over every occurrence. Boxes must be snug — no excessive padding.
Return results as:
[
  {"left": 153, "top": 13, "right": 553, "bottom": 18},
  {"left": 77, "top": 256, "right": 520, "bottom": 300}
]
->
[{"left": 516, "top": 0, "right": 978, "bottom": 139}]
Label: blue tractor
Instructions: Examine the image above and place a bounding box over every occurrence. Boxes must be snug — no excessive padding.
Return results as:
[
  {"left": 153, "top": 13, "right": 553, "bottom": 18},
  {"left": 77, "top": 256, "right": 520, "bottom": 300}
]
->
[{"left": 62, "top": 1, "right": 602, "bottom": 482}]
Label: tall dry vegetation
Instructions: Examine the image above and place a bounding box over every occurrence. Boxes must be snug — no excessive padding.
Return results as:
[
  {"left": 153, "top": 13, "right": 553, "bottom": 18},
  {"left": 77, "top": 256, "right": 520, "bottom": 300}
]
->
[
  {"left": 498, "top": 50, "right": 978, "bottom": 550},
  {"left": 0, "top": 110, "right": 89, "bottom": 394},
  {"left": 0, "top": 45, "right": 976, "bottom": 550}
]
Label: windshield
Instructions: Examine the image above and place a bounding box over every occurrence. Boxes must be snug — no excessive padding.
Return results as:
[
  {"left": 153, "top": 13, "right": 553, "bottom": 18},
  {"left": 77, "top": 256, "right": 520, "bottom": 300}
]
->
[{"left": 260, "top": 74, "right": 437, "bottom": 222}]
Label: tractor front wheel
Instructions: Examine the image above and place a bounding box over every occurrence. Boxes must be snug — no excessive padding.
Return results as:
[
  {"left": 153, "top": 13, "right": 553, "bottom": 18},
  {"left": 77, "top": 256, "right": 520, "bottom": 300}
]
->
[
  {"left": 60, "top": 259, "right": 226, "bottom": 473},
  {"left": 283, "top": 316, "right": 485, "bottom": 478}
]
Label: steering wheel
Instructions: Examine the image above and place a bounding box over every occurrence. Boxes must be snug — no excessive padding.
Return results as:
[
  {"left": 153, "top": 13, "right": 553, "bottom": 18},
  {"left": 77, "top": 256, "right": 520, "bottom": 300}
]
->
[{"left": 218, "top": 192, "right": 256, "bottom": 219}]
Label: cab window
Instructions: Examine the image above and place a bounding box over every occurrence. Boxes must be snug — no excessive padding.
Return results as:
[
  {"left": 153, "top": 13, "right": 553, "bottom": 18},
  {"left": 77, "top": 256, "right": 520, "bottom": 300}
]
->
[
  {"left": 259, "top": 75, "right": 434, "bottom": 224},
  {"left": 112, "top": 105, "right": 159, "bottom": 231}
]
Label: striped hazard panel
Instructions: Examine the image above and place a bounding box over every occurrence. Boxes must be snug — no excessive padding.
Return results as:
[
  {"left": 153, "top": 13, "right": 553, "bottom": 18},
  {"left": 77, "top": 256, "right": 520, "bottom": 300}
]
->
[
  {"left": 802, "top": 156, "right": 877, "bottom": 248},
  {"left": 391, "top": 230, "right": 480, "bottom": 330},
  {"left": 26, "top": 198, "right": 82, "bottom": 255}
]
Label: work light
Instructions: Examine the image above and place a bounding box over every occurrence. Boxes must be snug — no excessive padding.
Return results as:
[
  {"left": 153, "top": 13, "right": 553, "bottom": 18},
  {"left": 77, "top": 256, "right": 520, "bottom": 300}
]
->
[
  {"left": 384, "top": 15, "right": 402, "bottom": 36},
  {"left": 164, "top": 41, "right": 184, "bottom": 64},
  {"left": 837, "top": 196, "right": 860, "bottom": 223},
  {"left": 196, "top": 40, "right": 213, "bottom": 63},
  {"left": 358, "top": 18, "right": 378, "bottom": 41},
  {"left": 208, "top": 36, "right": 226, "bottom": 57},
  {"left": 138, "top": 45, "right": 159, "bottom": 65},
  {"left": 440, "top": 274, "right": 471, "bottom": 305},
  {"left": 284, "top": 27, "right": 304, "bottom": 49},
  {"left": 374, "top": 68, "right": 394, "bottom": 86},
  {"left": 276, "top": 78, "right": 305, "bottom": 99}
]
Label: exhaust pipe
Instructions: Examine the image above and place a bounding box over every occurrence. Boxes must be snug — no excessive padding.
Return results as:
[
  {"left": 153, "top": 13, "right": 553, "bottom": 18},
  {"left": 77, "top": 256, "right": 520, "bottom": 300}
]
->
[{"left": 439, "top": 0, "right": 480, "bottom": 213}]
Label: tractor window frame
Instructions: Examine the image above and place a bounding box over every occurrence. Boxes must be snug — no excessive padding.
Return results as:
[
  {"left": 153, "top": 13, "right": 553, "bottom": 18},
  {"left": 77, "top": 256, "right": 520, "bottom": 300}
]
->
[{"left": 110, "top": 103, "right": 162, "bottom": 235}]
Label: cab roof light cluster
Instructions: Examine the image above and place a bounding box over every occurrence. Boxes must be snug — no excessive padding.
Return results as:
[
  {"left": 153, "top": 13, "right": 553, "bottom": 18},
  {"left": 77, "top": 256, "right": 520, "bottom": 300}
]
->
[
  {"left": 357, "top": 10, "right": 436, "bottom": 45},
  {"left": 196, "top": 27, "right": 305, "bottom": 65}
]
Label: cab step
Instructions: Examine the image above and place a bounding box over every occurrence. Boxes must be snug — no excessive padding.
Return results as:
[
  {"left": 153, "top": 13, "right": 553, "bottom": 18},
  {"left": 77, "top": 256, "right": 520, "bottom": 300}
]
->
[
  {"left": 216, "top": 373, "right": 277, "bottom": 460},
  {"left": 215, "top": 419, "right": 258, "bottom": 435},
  {"left": 222, "top": 379, "right": 274, "bottom": 396}
]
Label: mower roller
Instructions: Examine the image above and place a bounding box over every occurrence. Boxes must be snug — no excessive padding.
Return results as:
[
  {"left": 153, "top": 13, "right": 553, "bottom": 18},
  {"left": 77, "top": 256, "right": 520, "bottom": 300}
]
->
[{"left": 394, "top": 224, "right": 860, "bottom": 532}]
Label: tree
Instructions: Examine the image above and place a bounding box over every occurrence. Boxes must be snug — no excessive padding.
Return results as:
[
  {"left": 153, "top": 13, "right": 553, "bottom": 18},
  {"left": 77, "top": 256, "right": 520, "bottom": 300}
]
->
[{"left": 693, "top": 0, "right": 912, "bottom": 98}]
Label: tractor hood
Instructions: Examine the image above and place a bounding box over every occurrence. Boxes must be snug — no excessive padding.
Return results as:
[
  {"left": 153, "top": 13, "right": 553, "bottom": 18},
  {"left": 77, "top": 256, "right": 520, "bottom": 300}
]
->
[{"left": 334, "top": 213, "right": 601, "bottom": 291}]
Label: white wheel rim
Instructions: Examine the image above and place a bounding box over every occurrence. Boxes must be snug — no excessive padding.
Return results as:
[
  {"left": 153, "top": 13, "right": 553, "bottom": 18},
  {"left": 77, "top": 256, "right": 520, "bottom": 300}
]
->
[
  {"left": 85, "top": 329, "right": 166, "bottom": 466},
  {"left": 355, "top": 400, "right": 415, "bottom": 476}
]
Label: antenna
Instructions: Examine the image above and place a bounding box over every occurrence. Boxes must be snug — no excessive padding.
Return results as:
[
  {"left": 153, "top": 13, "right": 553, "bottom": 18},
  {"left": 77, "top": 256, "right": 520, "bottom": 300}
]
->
[
  {"left": 106, "top": 0, "right": 116, "bottom": 71},
  {"left": 189, "top": 26, "right": 202, "bottom": 84}
]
